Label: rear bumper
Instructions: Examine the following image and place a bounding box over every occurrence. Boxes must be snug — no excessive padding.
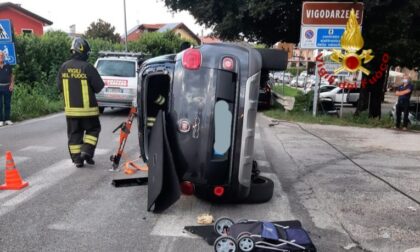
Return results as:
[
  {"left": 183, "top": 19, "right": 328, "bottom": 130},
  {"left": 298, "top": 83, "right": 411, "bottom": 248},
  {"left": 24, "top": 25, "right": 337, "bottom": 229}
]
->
[{"left": 96, "top": 95, "right": 135, "bottom": 108}]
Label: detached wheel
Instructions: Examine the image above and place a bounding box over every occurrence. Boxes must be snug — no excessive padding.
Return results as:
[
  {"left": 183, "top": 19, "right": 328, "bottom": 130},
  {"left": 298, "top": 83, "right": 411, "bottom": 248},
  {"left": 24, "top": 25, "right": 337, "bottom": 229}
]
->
[
  {"left": 244, "top": 176, "right": 274, "bottom": 203},
  {"left": 214, "top": 236, "right": 237, "bottom": 252},
  {"left": 238, "top": 235, "right": 255, "bottom": 252},
  {"left": 214, "top": 217, "right": 235, "bottom": 236}
]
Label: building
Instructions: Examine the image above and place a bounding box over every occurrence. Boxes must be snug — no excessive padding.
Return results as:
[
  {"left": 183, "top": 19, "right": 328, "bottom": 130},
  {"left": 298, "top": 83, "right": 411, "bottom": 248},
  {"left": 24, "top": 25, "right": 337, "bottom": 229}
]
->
[
  {"left": 0, "top": 2, "right": 52, "bottom": 36},
  {"left": 200, "top": 35, "right": 221, "bottom": 44},
  {"left": 274, "top": 42, "right": 316, "bottom": 67},
  {"left": 126, "top": 23, "right": 201, "bottom": 45}
]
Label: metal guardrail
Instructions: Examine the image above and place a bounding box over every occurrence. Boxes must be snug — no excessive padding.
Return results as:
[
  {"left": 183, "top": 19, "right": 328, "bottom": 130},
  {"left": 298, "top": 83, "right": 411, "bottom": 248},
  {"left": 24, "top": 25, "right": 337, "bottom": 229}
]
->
[{"left": 272, "top": 91, "right": 295, "bottom": 111}]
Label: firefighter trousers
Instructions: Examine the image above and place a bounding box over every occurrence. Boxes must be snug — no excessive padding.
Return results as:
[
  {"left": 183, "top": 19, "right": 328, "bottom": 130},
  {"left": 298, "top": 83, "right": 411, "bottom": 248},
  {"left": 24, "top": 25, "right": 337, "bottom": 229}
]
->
[{"left": 67, "top": 117, "right": 101, "bottom": 162}]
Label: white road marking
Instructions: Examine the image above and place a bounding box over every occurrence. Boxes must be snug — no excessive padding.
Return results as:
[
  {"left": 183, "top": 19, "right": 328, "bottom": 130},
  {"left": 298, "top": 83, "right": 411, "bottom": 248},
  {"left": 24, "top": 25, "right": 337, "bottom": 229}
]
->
[
  {"left": 94, "top": 148, "right": 110, "bottom": 156},
  {"left": 0, "top": 155, "right": 29, "bottom": 166},
  {"left": 0, "top": 113, "right": 63, "bottom": 129},
  {"left": 19, "top": 146, "right": 55, "bottom": 153},
  {"left": 0, "top": 159, "right": 75, "bottom": 215}
]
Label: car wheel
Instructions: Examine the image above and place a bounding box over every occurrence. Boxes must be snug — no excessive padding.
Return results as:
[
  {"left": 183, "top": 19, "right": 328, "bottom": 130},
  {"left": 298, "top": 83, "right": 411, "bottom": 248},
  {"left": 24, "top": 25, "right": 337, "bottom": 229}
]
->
[
  {"left": 257, "top": 49, "right": 288, "bottom": 71},
  {"left": 99, "top": 107, "right": 105, "bottom": 114},
  {"left": 243, "top": 176, "right": 274, "bottom": 203}
]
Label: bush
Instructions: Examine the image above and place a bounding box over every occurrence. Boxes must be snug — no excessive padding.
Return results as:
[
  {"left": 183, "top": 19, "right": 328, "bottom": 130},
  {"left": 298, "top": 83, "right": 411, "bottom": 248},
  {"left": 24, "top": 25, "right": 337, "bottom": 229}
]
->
[{"left": 10, "top": 83, "right": 63, "bottom": 121}]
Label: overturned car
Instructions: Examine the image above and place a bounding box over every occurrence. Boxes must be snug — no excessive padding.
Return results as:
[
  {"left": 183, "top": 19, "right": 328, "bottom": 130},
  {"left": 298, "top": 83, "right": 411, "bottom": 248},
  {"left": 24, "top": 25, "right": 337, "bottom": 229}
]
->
[{"left": 137, "top": 43, "right": 287, "bottom": 212}]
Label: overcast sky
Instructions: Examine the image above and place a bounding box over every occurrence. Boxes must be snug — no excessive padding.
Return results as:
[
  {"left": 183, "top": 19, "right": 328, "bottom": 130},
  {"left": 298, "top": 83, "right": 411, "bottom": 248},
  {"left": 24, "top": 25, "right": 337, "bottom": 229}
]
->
[{"left": 14, "top": 0, "right": 211, "bottom": 36}]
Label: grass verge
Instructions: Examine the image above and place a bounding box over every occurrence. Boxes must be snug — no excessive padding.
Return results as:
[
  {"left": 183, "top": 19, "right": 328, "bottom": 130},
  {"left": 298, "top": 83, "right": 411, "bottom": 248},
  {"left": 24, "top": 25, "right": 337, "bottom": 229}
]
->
[
  {"left": 10, "top": 84, "right": 63, "bottom": 121},
  {"left": 273, "top": 85, "right": 303, "bottom": 97},
  {"left": 264, "top": 102, "right": 398, "bottom": 129}
]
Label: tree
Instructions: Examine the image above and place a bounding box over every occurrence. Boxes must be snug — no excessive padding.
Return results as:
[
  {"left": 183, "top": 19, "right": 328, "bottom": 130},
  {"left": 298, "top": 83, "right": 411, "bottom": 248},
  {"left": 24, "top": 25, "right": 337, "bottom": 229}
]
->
[
  {"left": 128, "top": 31, "right": 194, "bottom": 57},
  {"left": 163, "top": 0, "right": 420, "bottom": 118},
  {"left": 85, "top": 19, "right": 121, "bottom": 43}
]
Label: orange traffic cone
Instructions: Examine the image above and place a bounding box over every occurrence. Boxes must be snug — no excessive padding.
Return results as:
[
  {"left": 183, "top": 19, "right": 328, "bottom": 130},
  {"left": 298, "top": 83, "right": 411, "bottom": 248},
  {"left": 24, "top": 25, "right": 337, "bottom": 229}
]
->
[{"left": 0, "top": 151, "right": 29, "bottom": 190}]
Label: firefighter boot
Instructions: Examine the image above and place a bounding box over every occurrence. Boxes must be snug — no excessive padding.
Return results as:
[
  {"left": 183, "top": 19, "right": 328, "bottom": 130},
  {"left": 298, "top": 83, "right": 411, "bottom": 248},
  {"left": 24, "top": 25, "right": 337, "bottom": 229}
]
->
[
  {"left": 73, "top": 155, "right": 84, "bottom": 168},
  {"left": 81, "top": 152, "right": 95, "bottom": 165}
]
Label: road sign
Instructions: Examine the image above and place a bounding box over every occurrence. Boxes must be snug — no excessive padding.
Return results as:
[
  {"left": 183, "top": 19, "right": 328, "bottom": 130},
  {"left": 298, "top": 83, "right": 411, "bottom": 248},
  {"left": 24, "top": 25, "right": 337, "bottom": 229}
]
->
[
  {"left": 300, "top": 26, "right": 345, "bottom": 49},
  {"left": 0, "top": 42, "right": 17, "bottom": 65},
  {"left": 0, "top": 19, "right": 12, "bottom": 42},
  {"left": 302, "top": 2, "right": 364, "bottom": 26}
]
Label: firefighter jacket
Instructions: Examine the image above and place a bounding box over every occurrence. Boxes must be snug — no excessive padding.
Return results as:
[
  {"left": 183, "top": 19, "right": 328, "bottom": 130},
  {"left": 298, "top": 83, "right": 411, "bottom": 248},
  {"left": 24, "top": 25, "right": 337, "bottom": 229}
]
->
[{"left": 57, "top": 56, "right": 104, "bottom": 117}]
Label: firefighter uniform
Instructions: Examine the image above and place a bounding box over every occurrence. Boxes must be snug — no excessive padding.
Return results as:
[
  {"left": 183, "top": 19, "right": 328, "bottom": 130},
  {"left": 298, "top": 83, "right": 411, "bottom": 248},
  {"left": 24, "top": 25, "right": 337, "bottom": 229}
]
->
[
  {"left": 57, "top": 39, "right": 104, "bottom": 166},
  {"left": 147, "top": 93, "right": 166, "bottom": 127}
]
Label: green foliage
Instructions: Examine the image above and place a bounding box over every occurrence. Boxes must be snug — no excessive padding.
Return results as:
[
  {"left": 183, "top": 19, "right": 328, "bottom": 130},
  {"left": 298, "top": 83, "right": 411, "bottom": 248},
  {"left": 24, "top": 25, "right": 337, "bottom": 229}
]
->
[
  {"left": 264, "top": 103, "right": 395, "bottom": 129},
  {"left": 128, "top": 31, "right": 194, "bottom": 57},
  {"left": 11, "top": 83, "right": 63, "bottom": 121},
  {"left": 163, "top": 0, "right": 420, "bottom": 68},
  {"left": 286, "top": 67, "right": 305, "bottom": 77},
  {"left": 87, "top": 38, "right": 125, "bottom": 65},
  {"left": 85, "top": 19, "right": 121, "bottom": 43},
  {"left": 14, "top": 30, "right": 70, "bottom": 86}
]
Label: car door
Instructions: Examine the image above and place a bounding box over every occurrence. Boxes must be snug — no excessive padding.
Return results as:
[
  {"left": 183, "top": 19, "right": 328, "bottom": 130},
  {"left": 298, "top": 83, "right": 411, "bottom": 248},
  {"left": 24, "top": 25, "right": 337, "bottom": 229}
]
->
[{"left": 334, "top": 88, "right": 348, "bottom": 103}]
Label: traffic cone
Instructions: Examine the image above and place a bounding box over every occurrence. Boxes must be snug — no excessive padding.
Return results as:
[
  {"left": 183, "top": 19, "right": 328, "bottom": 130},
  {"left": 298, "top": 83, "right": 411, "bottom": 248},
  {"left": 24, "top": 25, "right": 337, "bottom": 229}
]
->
[{"left": 0, "top": 151, "right": 29, "bottom": 190}]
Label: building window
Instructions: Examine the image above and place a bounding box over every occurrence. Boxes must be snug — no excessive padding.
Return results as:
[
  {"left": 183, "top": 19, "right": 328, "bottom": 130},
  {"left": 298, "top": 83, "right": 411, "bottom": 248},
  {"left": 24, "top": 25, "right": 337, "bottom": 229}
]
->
[{"left": 22, "top": 29, "right": 33, "bottom": 35}]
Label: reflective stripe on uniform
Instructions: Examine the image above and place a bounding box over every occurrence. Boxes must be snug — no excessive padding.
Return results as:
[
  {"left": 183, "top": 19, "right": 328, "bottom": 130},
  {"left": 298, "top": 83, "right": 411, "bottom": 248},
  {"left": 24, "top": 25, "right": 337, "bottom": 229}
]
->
[
  {"left": 69, "top": 144, "right": 82, "bottom": 154},
  {"left": 63, "top": 79, "right": 70, "bottom": 109},
  {"left": 65, "top": 107, "right": 99, "bottom": 117},
  {"left": 154, "top": 95, "right": 165, "bottom": 105},
  {"left": 81, "top": 80, "right": 90, "bottom": 109},
  {"left": 147, "top": 117, "right": 156, "bottom": 127},
  {"left": 84, "top": 134, "right": 98, "bottom": 145}
]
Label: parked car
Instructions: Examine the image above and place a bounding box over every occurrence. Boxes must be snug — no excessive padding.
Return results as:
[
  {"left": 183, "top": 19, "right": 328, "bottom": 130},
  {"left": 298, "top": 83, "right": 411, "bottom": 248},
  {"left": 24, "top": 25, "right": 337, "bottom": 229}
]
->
[
  {"left": 291, "top": 76, "right": 306, "bottom": 87},
  {"left": 271, "top": 71, "right": 292, "bottom": 84},
  {"left": 319, "top": 87, "right": 360, "bottom": 106},
  {"left": 389, "top": 101, "right": 420, "bottom": 126},
  {"left": 94, "top": 51, "right": 148, "bottom": 113},
  {"left": 137, "top": 43, "right": 287, "bottom": 212}
]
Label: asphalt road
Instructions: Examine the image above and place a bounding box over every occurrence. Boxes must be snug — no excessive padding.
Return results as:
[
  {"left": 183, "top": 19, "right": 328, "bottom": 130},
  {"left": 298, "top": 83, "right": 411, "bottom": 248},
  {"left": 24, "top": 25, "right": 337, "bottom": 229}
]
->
[{"left": 0, "top": 109, "right": 419, "bottom": 251}]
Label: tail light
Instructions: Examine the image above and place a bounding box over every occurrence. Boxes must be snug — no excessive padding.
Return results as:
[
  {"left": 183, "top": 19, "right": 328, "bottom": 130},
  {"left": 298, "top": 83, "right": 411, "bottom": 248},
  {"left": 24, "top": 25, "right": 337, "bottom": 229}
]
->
[
  {"left": 180, "top": 181, "right": 195, "bottom": 195},
  {"left": 213, "top": 186, "right": 225, "bottom": 197},
  {"left": 222, "top": 57, "right": 235, "bottom": 71},
  {"left": 182, "top": 48, "right": 201, "bottom": 70}
]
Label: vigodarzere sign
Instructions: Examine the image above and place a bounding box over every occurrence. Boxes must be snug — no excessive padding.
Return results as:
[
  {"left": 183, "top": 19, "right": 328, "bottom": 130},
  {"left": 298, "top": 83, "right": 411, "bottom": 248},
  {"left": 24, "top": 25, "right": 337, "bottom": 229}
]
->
[
  {"left": 300, "top": 2, "right": 364, "bottom": 49},
  {"left": 302, "top": 2, "right": 364, "bottom": 26}
]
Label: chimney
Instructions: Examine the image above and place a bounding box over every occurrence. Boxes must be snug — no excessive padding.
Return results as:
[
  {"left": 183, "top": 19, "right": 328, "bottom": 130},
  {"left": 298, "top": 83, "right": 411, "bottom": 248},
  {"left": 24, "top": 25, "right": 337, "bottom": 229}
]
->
[{"left": 69, "top": 24, "right": 76, "bottom": 34}]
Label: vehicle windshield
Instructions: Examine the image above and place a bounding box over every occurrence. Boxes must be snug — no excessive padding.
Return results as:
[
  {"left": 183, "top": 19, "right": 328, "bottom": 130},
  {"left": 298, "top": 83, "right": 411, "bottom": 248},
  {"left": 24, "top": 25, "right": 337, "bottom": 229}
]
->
[{"left": 96, "top": 60, "right": 136, "bottom": 77}]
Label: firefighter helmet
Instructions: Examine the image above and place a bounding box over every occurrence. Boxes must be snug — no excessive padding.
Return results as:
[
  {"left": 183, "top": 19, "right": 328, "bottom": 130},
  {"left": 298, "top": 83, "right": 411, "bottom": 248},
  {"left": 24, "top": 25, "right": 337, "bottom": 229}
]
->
[{"left": 70, "top": 37, "right": 91, "bottom": 56}]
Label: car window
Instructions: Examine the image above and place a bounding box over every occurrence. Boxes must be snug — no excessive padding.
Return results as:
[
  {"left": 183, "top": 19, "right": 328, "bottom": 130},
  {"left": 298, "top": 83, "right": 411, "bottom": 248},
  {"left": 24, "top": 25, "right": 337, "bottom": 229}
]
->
[{"left": 96, "top": 60, "right": 136, "bottom": 77}]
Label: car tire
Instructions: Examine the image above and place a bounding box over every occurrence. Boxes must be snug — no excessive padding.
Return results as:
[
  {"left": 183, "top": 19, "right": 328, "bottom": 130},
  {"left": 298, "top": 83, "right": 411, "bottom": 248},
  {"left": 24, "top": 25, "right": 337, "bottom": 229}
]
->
[
  {"left": 99, "top": 107, "right": 105, "bottom": 114},
  {"left": 257, "top": 49, "right": 288, "bottom": 71},
  {"left": 243, "top": 176, "right": 274, "bottom": 203}
]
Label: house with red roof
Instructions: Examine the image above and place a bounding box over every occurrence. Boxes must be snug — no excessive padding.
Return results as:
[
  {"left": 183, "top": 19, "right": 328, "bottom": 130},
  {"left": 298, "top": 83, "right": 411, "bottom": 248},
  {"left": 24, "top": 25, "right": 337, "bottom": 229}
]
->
[
  {"left": 127, "top": 22, "right": 201, "bottom": 45},
  {"left": 0, "top": 2, "right": 52, "bottom": 36}
]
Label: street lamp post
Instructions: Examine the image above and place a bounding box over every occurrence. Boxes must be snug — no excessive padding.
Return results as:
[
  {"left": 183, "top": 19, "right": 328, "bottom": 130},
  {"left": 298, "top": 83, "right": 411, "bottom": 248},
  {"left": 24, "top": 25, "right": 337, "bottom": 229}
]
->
[{"left": 123, "top": 0, "right": 128, "bottom": 52}]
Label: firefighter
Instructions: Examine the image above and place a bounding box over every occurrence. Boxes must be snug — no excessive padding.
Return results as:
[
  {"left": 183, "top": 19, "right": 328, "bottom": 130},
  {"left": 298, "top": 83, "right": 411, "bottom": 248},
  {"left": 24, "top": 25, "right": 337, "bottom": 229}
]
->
[
  {"left": 147, "top": 93, "right": 166, "bottom": 128},
  {"left": 56, "top": 37, "right": 105, "bottom": 168}
]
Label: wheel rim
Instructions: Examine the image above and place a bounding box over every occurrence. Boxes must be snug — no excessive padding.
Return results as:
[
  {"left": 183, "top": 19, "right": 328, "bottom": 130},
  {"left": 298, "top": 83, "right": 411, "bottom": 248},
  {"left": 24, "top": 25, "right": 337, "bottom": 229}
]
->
[
  {"left": 215, "top": 237, "right": 236, "bottom": 252},
  {"left": 238, "top": 237, "right": 254, "bottom": 252},
  {"left": 215, "top": 219, "right": 234, "bottom": 235}
]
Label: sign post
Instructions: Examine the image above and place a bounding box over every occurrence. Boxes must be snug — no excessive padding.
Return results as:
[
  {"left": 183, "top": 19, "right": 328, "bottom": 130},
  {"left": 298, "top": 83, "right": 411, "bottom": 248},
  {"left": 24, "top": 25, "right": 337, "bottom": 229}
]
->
[{"left": 300, "top": 2, "right": 364, "bottom": 116}]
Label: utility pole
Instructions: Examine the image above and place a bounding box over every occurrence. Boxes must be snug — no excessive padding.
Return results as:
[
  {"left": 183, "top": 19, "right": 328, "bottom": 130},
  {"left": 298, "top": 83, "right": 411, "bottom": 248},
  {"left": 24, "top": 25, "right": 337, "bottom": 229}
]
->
[{"left": 123, "top": 0, "right": 128, "bottom": 52}]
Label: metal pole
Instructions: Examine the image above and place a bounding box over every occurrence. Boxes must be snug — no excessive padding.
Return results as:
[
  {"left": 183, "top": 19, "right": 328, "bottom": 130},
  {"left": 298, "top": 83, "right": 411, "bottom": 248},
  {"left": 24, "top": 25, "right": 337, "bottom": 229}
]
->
[
  {"left": 123, "top": 0, "right": 128, "bottom": 52},
  {"left": 340, "top": 89, "right": 345, "bottom": 118},
  {"left": 312, "top": 63, "right": 319, "bottom": 116},
  {"left": 416, "top": 95, "right": 419, "bottom": 126},
  {"left": 282, "top": 71, "right": 285, "bottom": 95}
]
